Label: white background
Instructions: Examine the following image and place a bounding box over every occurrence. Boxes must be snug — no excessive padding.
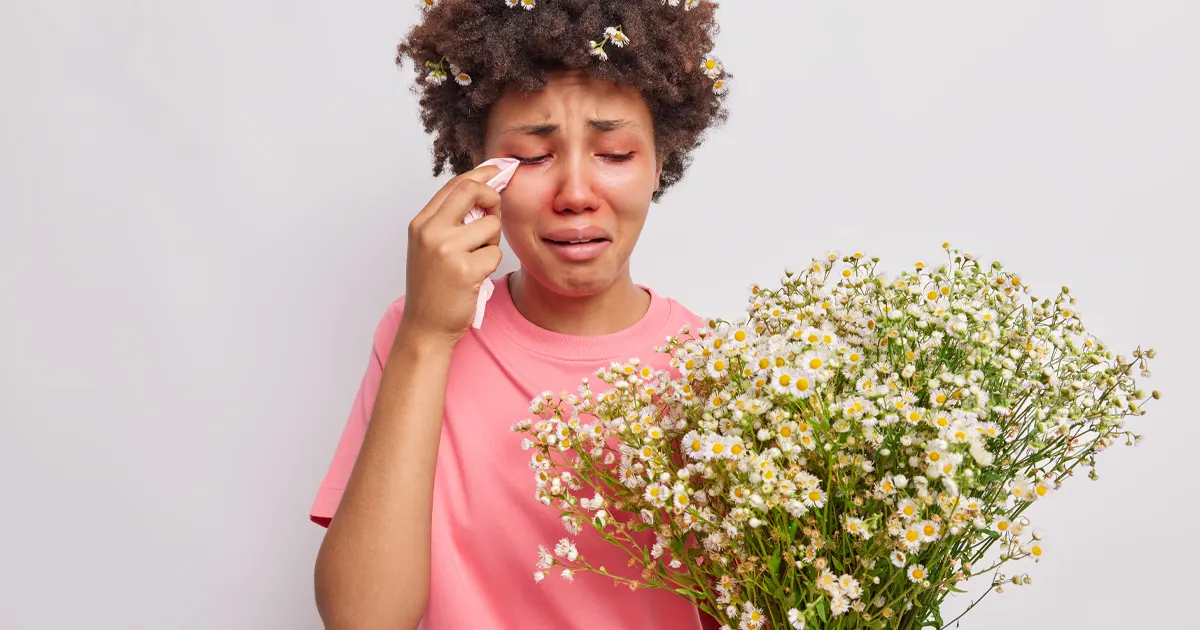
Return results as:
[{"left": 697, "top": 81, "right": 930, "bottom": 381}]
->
[{"left": 2, "top": 1, "right": 1196, "bottom": 628}]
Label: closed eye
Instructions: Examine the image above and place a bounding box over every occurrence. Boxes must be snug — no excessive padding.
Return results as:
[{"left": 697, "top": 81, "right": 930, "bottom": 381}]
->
[
  {"left": 514, "top": 154, "right": 550, "bottom": 165},
  {"left": 601, "top": 152, "right": 635, "bottom": 162}
]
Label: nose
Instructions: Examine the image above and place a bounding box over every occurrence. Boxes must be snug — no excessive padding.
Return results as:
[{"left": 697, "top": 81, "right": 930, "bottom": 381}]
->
[{"left": 551, "top": 153, "right": 601, "bottom": 215}]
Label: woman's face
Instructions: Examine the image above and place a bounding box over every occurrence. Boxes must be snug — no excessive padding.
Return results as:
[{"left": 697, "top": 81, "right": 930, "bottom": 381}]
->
[{"left": 481, "top": 69, "right": 661, "bottom": 298}]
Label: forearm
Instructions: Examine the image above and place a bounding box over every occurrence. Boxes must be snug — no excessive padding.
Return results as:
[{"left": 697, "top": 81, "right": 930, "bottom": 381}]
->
[{"left": 314, "top": 327, "right": 454, "bottom": 630}]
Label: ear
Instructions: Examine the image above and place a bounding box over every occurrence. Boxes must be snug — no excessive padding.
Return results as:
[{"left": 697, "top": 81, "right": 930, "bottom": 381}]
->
[{"left": 653, "top": 153, "right": 664, "bottom": 191}]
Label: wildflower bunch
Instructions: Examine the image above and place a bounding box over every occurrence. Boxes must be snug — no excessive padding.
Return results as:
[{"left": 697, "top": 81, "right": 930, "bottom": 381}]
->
[{"left": 513, "top": 244, "right": 1158, "bottom": 629}]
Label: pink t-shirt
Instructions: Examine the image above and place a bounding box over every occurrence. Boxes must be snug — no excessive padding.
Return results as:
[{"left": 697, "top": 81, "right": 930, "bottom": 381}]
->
[{"left": 311, "top": 274, "right": 706, "bottom": 630}]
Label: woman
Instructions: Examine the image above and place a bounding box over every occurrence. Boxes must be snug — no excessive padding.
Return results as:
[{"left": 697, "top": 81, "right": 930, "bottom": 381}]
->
[{"left": 310, "top": 1, "right": 729, "bottom": 628}]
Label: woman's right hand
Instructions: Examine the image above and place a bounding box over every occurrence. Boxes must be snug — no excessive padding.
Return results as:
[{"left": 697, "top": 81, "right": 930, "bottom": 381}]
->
[{"left": 398, "top": 164, "right": 505, "bottom": 348}]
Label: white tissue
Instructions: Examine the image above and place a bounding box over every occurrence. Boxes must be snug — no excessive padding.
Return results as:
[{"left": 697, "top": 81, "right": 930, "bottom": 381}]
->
[{"left": 462, "top": 157, "right": 521, "bottom": 328}]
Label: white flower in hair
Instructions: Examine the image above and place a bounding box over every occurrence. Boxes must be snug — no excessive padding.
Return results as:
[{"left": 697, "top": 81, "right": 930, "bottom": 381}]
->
[
  {"left": 505, "top": 0, "right": 519, "bottom": 6},
  {"left": 685, "top": 0, "right": 701, "bottom": 8},
  {"left": 520, "top": 0, "right": 536, "bottom": 9},
  {"left": 454, "top": 71, "right": 472, "bottom": 86},
  {"left": 604, "top": 26, "right": 630, "bottom": 47},
  {"left": 419, "top": 0, "right": 436, "bottom": 9},
  {"left": 665, "top": 0, "right": 681, "bottom": 6},
  {"left": 712, "top": 77, "right": 728, "bottom": 94},
  {"left": 588, "top": 40, "right": 609, "bottom": 61},
  {"left": 701, "top": 53, "right": 723, "bottom": 79}
]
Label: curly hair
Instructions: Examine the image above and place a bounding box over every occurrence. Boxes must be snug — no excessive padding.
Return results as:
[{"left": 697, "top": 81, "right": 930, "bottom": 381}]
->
[{"left": 395, "top": 0, "right": 729, "bottom": 201}]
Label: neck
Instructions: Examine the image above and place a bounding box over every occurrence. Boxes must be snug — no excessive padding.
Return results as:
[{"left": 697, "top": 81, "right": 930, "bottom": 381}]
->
[{"left": 507, "top": 269, "right": 651, "bottom": 336}]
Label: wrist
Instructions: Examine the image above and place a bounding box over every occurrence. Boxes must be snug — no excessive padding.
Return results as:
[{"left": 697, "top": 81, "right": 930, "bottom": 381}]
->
[{"left": 393, "top": 321, "right": 459, "bottom": 361}]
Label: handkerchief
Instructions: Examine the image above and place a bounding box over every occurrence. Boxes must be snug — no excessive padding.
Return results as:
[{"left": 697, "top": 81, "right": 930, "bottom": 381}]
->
[{"left": 462, "top": 157, "right": 521, "bottom": 328}]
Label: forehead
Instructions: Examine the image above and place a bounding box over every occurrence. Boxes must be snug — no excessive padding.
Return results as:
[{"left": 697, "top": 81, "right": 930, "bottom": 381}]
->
[{"left": 487, "top": 70, "right": 653, "bottom": 132}]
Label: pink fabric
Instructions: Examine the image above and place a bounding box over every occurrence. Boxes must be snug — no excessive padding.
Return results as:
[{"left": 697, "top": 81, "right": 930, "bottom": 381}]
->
[{"left": 311, "top": 274, "right": 706, "bottom": 630}]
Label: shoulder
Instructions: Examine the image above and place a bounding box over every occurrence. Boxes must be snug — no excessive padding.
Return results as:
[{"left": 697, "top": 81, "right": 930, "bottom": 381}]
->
[
  {"left": 368, "top": 295, "right": 407, "bottom": 355},
  {"left": 653, "top": 289, "right": 708, "bottom": 332}
]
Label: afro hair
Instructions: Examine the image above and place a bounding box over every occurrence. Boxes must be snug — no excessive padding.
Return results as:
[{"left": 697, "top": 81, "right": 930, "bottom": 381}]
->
[{"left": 395, "top": 0, "right": 729, "bottom": 201}]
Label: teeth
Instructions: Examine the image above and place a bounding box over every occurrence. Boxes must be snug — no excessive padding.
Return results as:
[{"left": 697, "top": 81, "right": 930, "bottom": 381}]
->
[{"left": 568, "top": 240, "right": 590, "bottom": 244}]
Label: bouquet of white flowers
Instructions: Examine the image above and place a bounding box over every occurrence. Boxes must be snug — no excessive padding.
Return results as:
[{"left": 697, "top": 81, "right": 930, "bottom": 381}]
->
[{"left": 512, "top": 244, "right": 1158, "bottom": 630}]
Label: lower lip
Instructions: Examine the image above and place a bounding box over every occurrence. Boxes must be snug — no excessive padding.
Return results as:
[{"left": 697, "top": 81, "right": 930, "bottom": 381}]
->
[{"left": 543, "top": 239, "right": 611, "bottom": 262}]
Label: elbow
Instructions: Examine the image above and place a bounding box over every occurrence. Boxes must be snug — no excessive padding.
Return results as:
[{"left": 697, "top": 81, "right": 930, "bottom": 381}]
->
[{"left": 314, "top": 542, "right": 426, "bottom": 630}]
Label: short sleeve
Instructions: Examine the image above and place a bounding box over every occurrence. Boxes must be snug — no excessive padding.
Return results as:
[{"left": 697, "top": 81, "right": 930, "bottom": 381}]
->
[{"left": 309, "top": 297, "right": 406, "bottom": 527}]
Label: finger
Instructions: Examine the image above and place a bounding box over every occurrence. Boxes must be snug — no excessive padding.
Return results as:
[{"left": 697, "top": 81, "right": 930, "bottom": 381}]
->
[
  {"left": 433, "top": 179, "right": 502, "bottom": 227},
  {"left": 452, "top": 214, "right": 502, "bottom": 252},
  {"left": 468, "top": 243, "right": 504, "bottom": 278},
  {"left": 411, "top": 165, "right": 503, "bottom": 227}
]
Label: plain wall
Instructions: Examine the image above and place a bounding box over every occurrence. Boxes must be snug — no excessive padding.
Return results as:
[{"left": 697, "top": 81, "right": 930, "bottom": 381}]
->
[{"left": 2, "top": 1, "right": 1197, "bottom": 628}]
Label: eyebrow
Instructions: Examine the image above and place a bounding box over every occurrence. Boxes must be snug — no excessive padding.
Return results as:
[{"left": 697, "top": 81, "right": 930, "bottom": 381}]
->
[{"left": 500, "top": 119, "right": 637, "bottom": 136}]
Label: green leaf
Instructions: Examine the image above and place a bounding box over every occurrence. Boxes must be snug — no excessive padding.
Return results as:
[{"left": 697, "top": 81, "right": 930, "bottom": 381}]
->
[
  {"left": 815, "top": 597, "right": 828, "bottom": 623},
  {"left": 770, "top": 546, "right": 782, "bottom": 575},
  {"left": 982, "top": 528, "right": 1000, "bottom": 539},
  {"left": 831, "top": 555, "right": 844, "bottom": 571}
]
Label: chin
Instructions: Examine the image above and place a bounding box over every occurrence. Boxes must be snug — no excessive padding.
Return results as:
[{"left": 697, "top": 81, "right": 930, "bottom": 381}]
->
[{"left": 529, "top": 260, "right": 622, "bottom": 298}]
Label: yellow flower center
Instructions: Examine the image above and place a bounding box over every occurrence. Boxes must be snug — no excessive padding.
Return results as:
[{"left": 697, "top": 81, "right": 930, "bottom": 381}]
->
[
  {"left": 906, "top": 530, "right": 919, "bottom": 542},
  {"left": 713, "top": 359, "right": 726, "bottom": 372},
  {"left": 809, "top": 357, "right": 823, "bottom": 370},
  {"left": 711, "top": 442, "right": 724, "bottom": 455},
  {"left": 734, "top": 330, "right": 747, "bottom": 342},
  {"left": 779, "top": 374, "right": 792, "bottom": 387},
  {"left": 690, "top": 439, "right": 702, "bottom": 452},
  {"left": 912, "top": 568, "right": 925, "bottom": 579},
  {"left": 780, "top": 426, "right": 792, "bottom": 438},
  {"left": 797, "top": 377, "right": 811, "bottom": 391}
]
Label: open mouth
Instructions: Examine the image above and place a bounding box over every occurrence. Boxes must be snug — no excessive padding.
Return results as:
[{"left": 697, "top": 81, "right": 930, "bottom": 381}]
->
[{"left": 543, "top": 238, "right": 609, "bottom": 245}]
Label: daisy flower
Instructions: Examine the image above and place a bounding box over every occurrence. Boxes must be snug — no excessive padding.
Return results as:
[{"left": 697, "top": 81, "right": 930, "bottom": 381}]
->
[
  {"left": 801, "top": 487, "right": 827, "bottom": 508},
  {"left": 907, "top": 564, "right": 928, "bottom": 583},
  {"left": 588, "top": 41, "right": 609, "bottom": 61},
  {"left": 900, "top": 524, "right": 923, "bottom": 551},
  {"left": 787, "top": 608, "right": 806, "bottom": 629},
  {"left": 554, "top": 538, "right": 578, "bottom": 561},
  {"left": 701, "top": 53, "right": 723, "bottom": 79},
  {"left": 604, "top": 26, "right": 630, "bottom": 47},
  {"left": 707, "top": 354, "right": 730, "bottom": 378},
  {"left": 741, "top": 601, "right": 766, "bottom": 629}
]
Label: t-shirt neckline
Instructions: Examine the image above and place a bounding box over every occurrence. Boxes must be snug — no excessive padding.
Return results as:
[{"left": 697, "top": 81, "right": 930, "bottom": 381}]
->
[{"left": 486, "top": 272, "right": 673, "bottom": 362}]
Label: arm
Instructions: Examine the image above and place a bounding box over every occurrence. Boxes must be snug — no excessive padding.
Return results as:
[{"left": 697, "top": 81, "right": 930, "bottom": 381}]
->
[
  {"left": 313, "top": 327, "right": 454, "bottom": 630},
  {"left": 311, "top": 164, "right": 505, "bottom": 630}
]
